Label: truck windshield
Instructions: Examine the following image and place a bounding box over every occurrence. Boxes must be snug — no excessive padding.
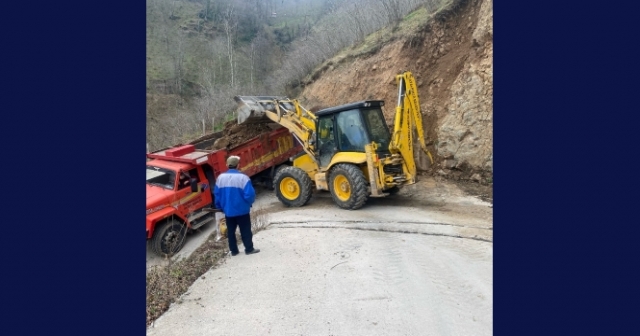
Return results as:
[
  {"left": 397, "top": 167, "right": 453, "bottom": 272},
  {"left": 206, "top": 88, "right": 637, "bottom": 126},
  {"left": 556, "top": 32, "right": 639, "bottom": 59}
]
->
[
  {"left": 361, "top": 108, "right": 391, "bottom": 152},
  {"left": 146, "top": 166, "right": 176, "bottom": 190}
]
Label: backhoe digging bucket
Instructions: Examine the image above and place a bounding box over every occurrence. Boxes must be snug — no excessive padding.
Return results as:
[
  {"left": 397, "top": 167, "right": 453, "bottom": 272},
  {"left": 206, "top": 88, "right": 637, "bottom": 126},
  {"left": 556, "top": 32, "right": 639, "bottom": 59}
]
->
[{"left": 234, "top": 96, "right": 287, "bottom": 124}]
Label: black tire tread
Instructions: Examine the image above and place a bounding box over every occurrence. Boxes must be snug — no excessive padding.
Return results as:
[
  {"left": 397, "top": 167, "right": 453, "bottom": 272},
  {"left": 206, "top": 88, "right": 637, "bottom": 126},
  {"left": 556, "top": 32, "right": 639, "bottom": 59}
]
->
[
  {"left": 328, "top": 164, "right": 369, "bottom": 210},
  {"left": 273, "top": 166, "right": 313, "bottom": 207},
  {"left": 150, "top": 218, "right": 187, "bottom": 257}
]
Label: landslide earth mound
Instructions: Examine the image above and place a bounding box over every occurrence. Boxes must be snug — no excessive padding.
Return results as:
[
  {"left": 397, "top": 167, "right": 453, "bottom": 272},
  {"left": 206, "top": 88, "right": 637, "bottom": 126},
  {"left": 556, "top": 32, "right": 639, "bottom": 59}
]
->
[{"left": 298, "top": 0, "right": 493, "bottom": 184}]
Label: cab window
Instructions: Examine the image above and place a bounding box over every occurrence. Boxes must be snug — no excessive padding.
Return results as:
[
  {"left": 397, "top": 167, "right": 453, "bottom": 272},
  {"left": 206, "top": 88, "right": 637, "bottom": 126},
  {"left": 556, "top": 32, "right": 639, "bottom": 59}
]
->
[
  {"left": 178, "top": 168, "right": 199, "bottom": 190},
  {"left": 336, "top": 109, "right": 369, "bottom": 152}
]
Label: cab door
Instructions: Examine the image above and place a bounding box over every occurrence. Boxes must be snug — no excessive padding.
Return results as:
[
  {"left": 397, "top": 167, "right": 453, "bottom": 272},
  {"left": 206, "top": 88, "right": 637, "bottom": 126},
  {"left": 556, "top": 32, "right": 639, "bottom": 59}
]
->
[
  {"left": 175, "top": 168, "right": 207, "bottom": 217},
  {"left": 316, "top": 115, "right": 337, "bottom": 168}
]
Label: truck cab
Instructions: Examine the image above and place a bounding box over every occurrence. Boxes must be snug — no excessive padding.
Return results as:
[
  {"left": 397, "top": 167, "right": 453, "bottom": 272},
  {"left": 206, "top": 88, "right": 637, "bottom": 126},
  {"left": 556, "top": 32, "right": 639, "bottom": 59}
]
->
[{"left": 146, "top": 145, "right": 217, "bottom": 257}]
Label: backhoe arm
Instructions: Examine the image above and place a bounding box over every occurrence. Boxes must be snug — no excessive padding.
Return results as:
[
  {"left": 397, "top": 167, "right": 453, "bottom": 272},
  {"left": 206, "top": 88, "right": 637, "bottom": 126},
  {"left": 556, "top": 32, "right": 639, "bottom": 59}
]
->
[{"left": 389, "top": 72, "right": 434, "bottom": 176}]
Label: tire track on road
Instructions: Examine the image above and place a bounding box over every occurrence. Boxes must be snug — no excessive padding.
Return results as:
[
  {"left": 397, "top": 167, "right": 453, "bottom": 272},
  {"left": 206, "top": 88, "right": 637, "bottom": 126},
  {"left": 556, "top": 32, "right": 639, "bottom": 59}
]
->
[
  {"left": 370, "top": 232, "right": 406, "bottom": 286},
  {"left": 269, "top": 219, "right": 491, "bottom": 230},
  {"left": 269, "top": 222, "right": 493, "bottom": 243}
]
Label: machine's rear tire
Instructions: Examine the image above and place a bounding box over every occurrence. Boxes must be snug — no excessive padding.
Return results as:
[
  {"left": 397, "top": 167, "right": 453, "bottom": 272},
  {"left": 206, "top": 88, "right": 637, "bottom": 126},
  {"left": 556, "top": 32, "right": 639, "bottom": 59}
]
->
[
  {"left": 328, "top": 164, "right": 368, "bottom": 210},
  {"left": 273, "top": 166, "right": 313, "bottom": 207},
  {"left": 150, "top": 218, "right": 187, "bottom": 257}
]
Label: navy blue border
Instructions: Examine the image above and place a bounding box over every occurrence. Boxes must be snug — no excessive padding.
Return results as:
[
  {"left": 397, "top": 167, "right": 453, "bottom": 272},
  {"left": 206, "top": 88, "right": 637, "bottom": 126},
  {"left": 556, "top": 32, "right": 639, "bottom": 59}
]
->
[
  {"left": 3, "top": 2, "right": 145, "bottom": 335},
  {"left": 497, "top": 1, "right": 640, "bottom": 335},
  {"left": 4, "top": 0, "right": 640, "bottom": 334}
]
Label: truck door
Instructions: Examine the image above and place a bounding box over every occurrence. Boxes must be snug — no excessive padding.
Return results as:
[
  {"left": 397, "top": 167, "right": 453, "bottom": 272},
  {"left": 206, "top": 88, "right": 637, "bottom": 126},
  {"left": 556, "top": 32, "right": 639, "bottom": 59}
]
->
[
  {"left": 317, "top": 116, "right": 336, "bottom": 168},
  {"left": 176, "top": 168, "right": 207, "bottom": 217}
]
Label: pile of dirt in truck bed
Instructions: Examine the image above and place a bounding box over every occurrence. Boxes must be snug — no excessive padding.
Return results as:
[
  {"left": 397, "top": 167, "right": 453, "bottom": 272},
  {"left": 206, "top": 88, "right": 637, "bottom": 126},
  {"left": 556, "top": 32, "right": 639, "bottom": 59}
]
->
[{"left": 209, "top": 120, "right": 281, "bottom": 150}]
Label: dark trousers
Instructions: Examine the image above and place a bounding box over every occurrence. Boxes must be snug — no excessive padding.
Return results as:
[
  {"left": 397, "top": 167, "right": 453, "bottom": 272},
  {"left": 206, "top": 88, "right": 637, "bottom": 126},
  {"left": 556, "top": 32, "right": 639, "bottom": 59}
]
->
[{"left": 226, "top": 213, "right": 254, "bottom": 253}]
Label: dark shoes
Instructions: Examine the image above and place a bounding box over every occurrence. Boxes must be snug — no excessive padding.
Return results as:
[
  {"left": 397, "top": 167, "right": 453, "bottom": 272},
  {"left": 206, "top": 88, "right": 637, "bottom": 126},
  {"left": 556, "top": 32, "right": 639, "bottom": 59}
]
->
[
  {"left": 230, "top": 249, "right": 260, "bottom": 256},
  {"left": 245, "top": 248, "right": 260, "bottom": 255}
]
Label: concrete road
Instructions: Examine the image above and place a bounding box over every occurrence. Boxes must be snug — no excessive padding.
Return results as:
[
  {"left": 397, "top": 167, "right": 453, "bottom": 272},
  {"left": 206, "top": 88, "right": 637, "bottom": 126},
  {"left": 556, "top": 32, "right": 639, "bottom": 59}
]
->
[{"left": 147, "top": 178, "right": 493, "bottom": 335}]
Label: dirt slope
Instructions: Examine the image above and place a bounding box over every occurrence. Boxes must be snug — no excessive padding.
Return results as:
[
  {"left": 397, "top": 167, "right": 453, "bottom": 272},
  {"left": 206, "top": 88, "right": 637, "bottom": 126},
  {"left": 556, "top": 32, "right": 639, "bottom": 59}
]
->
[{"left": 298, "top": 0, "right": 493, "bottom": 183}]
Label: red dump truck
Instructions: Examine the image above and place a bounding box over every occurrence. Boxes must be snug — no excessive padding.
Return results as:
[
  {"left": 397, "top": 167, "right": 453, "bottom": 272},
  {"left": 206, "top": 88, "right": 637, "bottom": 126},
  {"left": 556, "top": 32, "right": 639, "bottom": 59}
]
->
[{"left": 146, "top": 126, "right": 302, "bottom": 256}]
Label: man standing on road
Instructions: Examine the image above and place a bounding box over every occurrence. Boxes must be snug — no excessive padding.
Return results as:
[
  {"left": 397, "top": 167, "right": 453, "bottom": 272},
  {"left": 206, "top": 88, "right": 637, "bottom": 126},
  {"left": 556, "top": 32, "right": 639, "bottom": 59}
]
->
[{"left": 214, "top": 155, "right": 260, "bottom": 256}]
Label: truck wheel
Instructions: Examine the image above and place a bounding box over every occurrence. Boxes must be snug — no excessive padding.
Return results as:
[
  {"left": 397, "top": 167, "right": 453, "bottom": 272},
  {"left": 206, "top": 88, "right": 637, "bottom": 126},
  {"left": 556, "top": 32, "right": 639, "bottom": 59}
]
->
[
  {"left": 329, "top": 164, "right": 368, "bottom": 210},
  {"left": 267, "top": 165, "right": 287, "bottom": 191},
  {"left": 274, "top": 166, "right": 313, "bottom": 207},
  {"left": 150, "top": 219, "right": 187, "bottom": 257}
]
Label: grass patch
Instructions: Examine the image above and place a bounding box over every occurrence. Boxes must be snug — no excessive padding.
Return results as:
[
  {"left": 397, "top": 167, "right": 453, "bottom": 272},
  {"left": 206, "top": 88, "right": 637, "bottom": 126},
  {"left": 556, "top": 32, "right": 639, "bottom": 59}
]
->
[
  {"left": 146, "top": 235, "right": 227, "bottom": 327},
  {"left": 343, "top": 6, "right": 432, "bottom": 59}
]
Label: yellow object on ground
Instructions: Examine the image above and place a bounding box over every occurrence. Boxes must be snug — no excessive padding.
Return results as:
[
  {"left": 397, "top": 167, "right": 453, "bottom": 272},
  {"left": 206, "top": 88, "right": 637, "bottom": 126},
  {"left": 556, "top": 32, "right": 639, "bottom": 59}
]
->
[{"left": 219, "top": 217, "right": 227, "bottom": 237}]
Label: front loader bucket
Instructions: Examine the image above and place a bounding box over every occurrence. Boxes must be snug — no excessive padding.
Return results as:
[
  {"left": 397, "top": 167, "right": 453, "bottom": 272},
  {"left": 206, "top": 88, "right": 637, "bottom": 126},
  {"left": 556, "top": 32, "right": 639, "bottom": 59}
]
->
[{"left": 234, "top": 96, "right": 287, "bottom": 124}]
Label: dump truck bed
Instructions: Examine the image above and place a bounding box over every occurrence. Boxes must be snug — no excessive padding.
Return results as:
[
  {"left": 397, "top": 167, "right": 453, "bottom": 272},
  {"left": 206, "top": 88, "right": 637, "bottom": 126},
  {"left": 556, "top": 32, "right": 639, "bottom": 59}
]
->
[
  {"left": 202, "top": 127, "right": 301, "bottom": 178},
  {"left": 148, "top": 127, "right": 302, "bottom": 179}
]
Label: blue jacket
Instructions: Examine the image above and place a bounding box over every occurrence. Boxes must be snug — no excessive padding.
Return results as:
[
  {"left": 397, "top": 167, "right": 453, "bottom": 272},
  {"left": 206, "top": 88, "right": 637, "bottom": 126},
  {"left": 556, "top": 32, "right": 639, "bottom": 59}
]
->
[{"left": 214, "top": 169, "right": 256, "bottom": 217}]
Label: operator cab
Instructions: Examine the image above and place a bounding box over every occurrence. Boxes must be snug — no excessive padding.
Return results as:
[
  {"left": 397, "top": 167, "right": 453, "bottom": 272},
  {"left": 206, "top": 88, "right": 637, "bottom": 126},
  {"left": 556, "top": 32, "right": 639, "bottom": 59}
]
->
[{"left": 315, "top": 100, "right": 391, "bottom": 167}]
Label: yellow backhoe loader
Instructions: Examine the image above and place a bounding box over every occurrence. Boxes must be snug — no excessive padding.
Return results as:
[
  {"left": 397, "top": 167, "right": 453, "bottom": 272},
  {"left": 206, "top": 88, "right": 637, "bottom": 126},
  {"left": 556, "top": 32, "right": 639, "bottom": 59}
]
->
[{"left": 233, "top": 71, "right": 433, "bottom": 210}]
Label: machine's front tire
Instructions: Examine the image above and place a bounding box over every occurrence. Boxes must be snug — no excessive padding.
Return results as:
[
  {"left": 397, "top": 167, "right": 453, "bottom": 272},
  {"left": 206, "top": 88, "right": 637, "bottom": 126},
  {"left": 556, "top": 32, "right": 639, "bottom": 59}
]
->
[
  {"left": 328, "top": 164, "right": 368, "bottom": 210},
  {"left": 273, "top": 166, "right": 313, "bottom": 207},
  {"left": 150, "top": 218, "right": 187, "bottom": 257}
]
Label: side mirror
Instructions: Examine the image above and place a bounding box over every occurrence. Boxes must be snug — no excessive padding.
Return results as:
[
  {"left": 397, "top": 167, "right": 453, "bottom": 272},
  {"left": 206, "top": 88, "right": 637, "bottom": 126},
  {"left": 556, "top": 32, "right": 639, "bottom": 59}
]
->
[{"left": 190, "top": 178, "right": 198, "bottom": 193}]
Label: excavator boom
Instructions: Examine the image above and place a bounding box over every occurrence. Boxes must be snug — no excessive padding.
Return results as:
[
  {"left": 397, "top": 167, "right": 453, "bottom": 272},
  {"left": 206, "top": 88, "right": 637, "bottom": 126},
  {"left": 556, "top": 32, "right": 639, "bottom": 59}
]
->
[{"left": 389, "top": 71, "right": 433, "bottom": 181}]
